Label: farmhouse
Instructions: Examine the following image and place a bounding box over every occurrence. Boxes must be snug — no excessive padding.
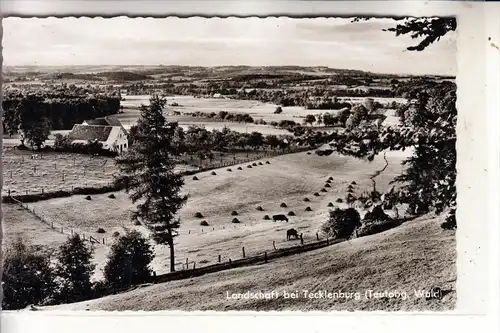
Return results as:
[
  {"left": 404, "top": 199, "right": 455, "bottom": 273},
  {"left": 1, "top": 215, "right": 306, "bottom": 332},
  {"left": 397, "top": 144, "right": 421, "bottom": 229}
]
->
[{"left": 69, "top": 116, "right": 129, "bottom": 153}]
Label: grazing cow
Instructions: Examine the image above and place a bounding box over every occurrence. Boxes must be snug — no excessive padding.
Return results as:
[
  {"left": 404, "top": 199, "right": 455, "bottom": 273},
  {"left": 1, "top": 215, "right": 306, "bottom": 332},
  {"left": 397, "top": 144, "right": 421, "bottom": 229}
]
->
[
  {"left": 286, "top": 228, "right": 299, "bottom": 240},
  {"left": 272, "top": 214, "right": 289, "bottom": 222}
]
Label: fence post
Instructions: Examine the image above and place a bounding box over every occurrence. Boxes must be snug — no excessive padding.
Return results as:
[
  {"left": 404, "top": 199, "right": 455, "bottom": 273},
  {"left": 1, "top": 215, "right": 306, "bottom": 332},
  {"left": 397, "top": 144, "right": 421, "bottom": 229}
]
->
[
  {"left": 189, "top": 230, "right": 191, "bottom": 234},
  {"left": 316, "top": 232, "right": 319, "bottom": 241},
  {"left": 193, "top": 262, "right": 196, "bottom": 270},
  {"left": 242, "top": 246, "right": 245, "bottom": 258},
  {"left": 51, "top": 221, "right": 54, "bottom": 228},
  {"left": 218, "top": 254, "right": 221, "bottom": 263},
  {"left": 186, "top": 258, "right": 189, "bottom": 267},
  {"left": 229, "top": 258, "right": 232, "bottom": 266},
  {"left": 273, "top": 240, "right": 276, "bottom": 250},
  {"left": 25, "top": 190, "right": 28, "bottom": 195},
  {"left": 264, "top": 251, "right": 268, "bottom": 263},
  {"left": 300, "top": 233, "right": 304, "bottom": 246},
  {"left": 103, "top": 238, "right": 105, "bottom": 245},
  {"left": 42, "top": 188, "right": 44, "bottom": 194},
  {"left": 61, "top": 227, "right": 64, "bottom": 234},
  {"left": 326, "top": 236, "right": 329, "bottom": 245}
]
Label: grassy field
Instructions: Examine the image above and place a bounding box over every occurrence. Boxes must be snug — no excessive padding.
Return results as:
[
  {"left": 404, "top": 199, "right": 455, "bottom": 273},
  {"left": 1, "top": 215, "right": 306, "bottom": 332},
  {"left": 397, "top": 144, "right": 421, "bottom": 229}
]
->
[
  {"left": 48, "top": 212, "right": 456, "bottom": 311},
  {"left": 25, "top": 149, "right": 408, "bottom": 279}
]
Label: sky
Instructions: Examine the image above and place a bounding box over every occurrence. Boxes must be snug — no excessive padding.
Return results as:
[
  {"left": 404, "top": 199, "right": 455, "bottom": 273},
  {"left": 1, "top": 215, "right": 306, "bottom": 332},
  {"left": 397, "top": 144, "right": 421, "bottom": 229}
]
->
[{"left": 2, "top": 17, "right": 457, "bottom": 76}]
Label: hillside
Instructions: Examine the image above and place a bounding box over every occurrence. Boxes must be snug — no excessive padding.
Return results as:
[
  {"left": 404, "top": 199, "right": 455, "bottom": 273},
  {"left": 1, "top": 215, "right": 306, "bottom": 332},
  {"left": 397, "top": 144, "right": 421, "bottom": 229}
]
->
[{"left": 48, "top": 213, "right": 455, "bottom": 311}]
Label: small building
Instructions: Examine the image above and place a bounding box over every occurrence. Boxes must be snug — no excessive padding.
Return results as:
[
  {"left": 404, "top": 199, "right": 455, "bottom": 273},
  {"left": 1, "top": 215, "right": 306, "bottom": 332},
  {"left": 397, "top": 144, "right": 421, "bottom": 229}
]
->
[{"left": 69, "top": 116, "right": 129, "bottom": 153}]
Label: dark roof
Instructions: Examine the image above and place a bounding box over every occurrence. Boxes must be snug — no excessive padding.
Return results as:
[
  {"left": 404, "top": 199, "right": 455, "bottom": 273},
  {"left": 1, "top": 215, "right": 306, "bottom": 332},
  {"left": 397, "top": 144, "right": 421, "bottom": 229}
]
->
[
  {"left": 68, "top": 124, "right": 113, "bottom": 142},
  {"left": 84, "top": 116, "right": 123, "bottom": 127}
]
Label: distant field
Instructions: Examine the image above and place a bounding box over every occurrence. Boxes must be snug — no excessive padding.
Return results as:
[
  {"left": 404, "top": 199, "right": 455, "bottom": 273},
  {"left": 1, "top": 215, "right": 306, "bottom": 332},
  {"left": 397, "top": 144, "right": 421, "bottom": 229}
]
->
[{"left": 27, "top": 149, "right": 408, "bottom": 279}]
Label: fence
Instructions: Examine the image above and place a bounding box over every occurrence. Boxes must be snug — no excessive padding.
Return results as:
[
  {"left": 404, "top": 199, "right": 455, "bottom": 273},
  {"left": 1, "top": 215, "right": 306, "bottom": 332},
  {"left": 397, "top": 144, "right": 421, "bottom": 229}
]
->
[
  {"left": 152, "top": 235, "right": 346, "bottom": 284},
  {"left": 9, "top": 196, "right": 110, "bottom": 247}
]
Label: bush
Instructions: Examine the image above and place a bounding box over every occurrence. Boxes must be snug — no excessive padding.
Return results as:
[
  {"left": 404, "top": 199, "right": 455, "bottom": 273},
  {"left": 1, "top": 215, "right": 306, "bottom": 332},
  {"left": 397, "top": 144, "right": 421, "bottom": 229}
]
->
[
  {"left": 194, "top": 212, "right": 204, "bottom": 218},
  {"left": 363, "top": 205, "right": 392, "bottom": 223},
  {"left": 314, "top": 192, "right": 320, "bottom": 196},
  {"left": 54, "top": 235, "right": 95, "bottom": 303},
  {"left": 256, "top": 206, "right": 264, "bottom": 211},
  {"left": 2, "top": 238, "right": 56, "bottom": 310},
  {"left": 192, "top": 176, "right": 199, "bottom": 180},
  {"left": 280, "top": 202, "right": 287, "bottom": 208},
  {"left": 211, "top": 171, "right": 217, "bottom": 175},
  {"left": 321, "top": 207, "right": 361, "bottom": 239},
  {"left": 288, "top": 211, "right": 296, "bottom": 216},
  {"left": 358, "top": 220, "right": 401, "bottom": 237},
  {"left": 104, "top": 230, "right": 154, "bottom": 291},
  {"left": 231, "top": 210, "right": 239, "bottom": 216},
  {"left": 327, "top": 202, "right": 334, "bottom": 207},
  {"left": 232, "top": 217, "right": 240, "bottom": 223},
  {"left": 108, "top": 193, "right": 116, "bottom": 199},
  {"left": 263, "top": 215, "right": 271, "bottom": 220},
  {"left": 112, "top": 231, "right": 120, "bottom": 237},
  {"left": 85, "top": 195, "right": 92, "bottom": 200},
  {"left": 305, "top": 206, "right": 312, "bottom": 211},
  {"left": 200, "top": 220, "right": 209, "bottom": 226},
  {"left": 336, "top": 198, "right": 343, "bottom": 203},
  {"left": 96, "top": 228, "right": 106, "bottom": 234},
  {"left": 441, "top": 209, "right": 457, "bottom": 230}
]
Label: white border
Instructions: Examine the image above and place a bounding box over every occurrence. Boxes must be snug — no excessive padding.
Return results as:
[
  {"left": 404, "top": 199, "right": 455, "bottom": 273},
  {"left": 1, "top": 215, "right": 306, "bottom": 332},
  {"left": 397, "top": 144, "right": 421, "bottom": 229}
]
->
[{"left": 1, "top": 1, "right": 499, "bottom": 332}]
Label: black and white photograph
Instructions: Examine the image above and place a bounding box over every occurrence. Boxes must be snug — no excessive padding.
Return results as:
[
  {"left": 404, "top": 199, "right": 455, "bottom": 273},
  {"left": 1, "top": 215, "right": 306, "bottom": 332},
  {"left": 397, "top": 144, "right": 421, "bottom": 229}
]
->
[{"left": 0, "top": 13, "right": 461, "bottom": 312}]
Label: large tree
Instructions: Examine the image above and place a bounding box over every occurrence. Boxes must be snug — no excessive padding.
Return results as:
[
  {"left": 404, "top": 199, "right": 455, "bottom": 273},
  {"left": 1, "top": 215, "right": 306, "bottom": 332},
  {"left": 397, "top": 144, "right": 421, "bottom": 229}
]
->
[{"left": 115, "top": 95, "right": 187, "bottom": 272}]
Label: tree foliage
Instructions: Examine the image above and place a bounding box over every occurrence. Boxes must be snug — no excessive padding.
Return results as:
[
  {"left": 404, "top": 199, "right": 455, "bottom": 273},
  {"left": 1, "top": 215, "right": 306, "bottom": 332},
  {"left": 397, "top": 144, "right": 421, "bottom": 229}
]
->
[
  {"left": 322, "top": 208, "right": 362, "bottom": 239},
  {"left": 115, "top": 95, "right": 187, "bottom": 272},
  {"left": 104, "top": 230, "right": 154, "bottom": 290},
  {"left": 54, "top": 235, "right": 95, "bottom": 303},
  {"left": 2, "top": 239, "right": 56, "bottom": 310}
]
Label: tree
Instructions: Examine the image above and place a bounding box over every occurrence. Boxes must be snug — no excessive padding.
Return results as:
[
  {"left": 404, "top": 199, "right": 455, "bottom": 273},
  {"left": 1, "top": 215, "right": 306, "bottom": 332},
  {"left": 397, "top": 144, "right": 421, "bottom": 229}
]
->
[
  {"left": 104, "top": 230, "right": 154, "bottom": 290},
  {"left": 247, "top": 131, "right": 264, "bottom": 150},
  {"left": 321, "top": 208, "right": 361, "bottom": 239},
  {"left": 115, "top": 95, "right": 187, "bottom": 272},
  {"left": 304, "top": 114, "right": 316, "bottom": 126},
  {"left": 352, "top": 17, "right": 456, "bottom": 51},
  {"left": 2, "top": 238, "right": 56, "bottom": 310},
  {"left": 54, "top": 234, "right": 95, "bottom": 303}
]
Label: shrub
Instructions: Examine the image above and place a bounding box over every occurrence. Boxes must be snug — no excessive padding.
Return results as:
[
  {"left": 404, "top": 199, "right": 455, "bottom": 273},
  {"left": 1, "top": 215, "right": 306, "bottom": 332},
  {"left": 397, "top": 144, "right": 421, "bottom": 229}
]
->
[
  {"left": 108, "top": 193, "right": 116, "bottom": 199},
  {"left": 211, "top": 171, "right": 217, "bottom": 175},
  {"left": 104, "top": 230, "right": 154, "bottom": 291},
  {"left": 321, "top": 207, "right": 361, "bottom": 239},
  {"left": 85, "top": 195, "right": 92, "bottom": 200},
  {"left": 325, "top": 183, "right": 331, "bottom": 188},
  {"left": 441, "top": 209, "right": 457, "bottom": 230},
  {"left": 192, "top": 176, "right": 199, "bottom": 180},
  {"left": 200, "top": 220, "right": 209, "bottom": 226},
  {"left": 194, "top": 212, "right": 204, "bottom": 218},
  {"left": 327, "top": 202, "right": 334, "bottom": 207},
  {"left": 231, "top": 211, "right": 239, "bottom": 216},
  {"left": 280, "top": 202, "right": 287, "bottom": 208},
  {"left": 358, "top": 220, "right": 401, "bottom": 237},
  {"left": 256, "top": 206, "right": 264, "bottom": 211},
  {"left": 237, "top": 166, "right": 243, "bottom": 170},
  {"left": 2, "top": 238, "right": 56, "bottom": 310},
  {"left": 321, "top": 188, "right": 327, "bottom": 192},
  {"left": 336, "top": 198, "right": 343, "bottom": 203},
  {"left": 96, "top": 228, "right": 106, "bottom": 234},
  {"left": 288, "top": 211, "right": 296, "bottom": 216},
  {"left": 232, "top": 217, "right": 240, "bottom": 223},
  {"left": 227, "top": 168, "right": 232, "bottom": 172},
  {"left": 305, "top": 206, "right": 312, "bottom": 212},
  {"left": 303, "top": 197, "right": 310, "bottom": 202},
  {"left": 263, "top": 215, "right": 270, "bottom": 220},
  {"left": 54, "top": 234, "right": 95, "bottom": 303},
  {"left": 363, "top": 205, "right": 392, "bottom": 223},
  {"left": 314, "top": 192, "right": 320, "bottom": 196}
]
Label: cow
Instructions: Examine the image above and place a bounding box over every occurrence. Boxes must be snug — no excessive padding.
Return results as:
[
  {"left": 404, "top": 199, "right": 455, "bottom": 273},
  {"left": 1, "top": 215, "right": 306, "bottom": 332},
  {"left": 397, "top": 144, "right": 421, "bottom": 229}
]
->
[
  {"left": 286, "top": 228, "right": 299, "bottom": 240},
  {"left": 272, "top": 214, "right": 289, "bottom": 222}
]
